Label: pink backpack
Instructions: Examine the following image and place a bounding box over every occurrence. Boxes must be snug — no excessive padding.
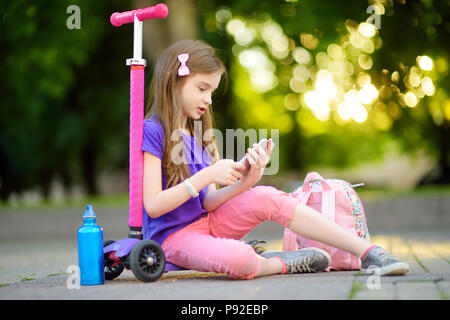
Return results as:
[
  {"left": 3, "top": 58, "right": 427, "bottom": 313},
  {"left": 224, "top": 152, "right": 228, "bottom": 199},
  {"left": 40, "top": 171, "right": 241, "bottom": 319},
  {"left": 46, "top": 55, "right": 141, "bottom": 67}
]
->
[{"left": 283, "top": 172, "right": 370, "bottom": 271}]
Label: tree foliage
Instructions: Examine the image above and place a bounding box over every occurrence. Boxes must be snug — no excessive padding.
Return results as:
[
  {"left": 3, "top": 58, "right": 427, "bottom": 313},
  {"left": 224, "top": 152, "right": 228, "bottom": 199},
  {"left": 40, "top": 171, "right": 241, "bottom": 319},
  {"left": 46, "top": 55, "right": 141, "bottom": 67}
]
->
[
  {"left": 1, "top": 0, "right": 448, "bottom": 202},
  {"left": 0, "top": 0, "right": 131, "bottom": 200},
  {"left": 200, "top": 0, "right": 449, "bottom": 180}
]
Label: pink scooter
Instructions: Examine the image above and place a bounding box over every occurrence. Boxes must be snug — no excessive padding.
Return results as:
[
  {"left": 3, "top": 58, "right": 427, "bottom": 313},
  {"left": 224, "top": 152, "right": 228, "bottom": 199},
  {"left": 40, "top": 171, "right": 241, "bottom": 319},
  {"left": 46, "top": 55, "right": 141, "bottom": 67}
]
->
[
  {"left": 102, "top": 3, "right": 268, "bottom": 282},
  {"left": 102, "top": 3, "right": 181, "bottom": 283}
]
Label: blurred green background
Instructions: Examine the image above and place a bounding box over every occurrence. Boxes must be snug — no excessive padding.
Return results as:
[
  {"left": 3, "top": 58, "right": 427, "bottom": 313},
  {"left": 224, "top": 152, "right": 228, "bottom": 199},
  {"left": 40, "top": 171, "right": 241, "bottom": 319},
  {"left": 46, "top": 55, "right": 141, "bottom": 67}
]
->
[{"left": 1, "top": 0, "right": 449, "bottom": 206}]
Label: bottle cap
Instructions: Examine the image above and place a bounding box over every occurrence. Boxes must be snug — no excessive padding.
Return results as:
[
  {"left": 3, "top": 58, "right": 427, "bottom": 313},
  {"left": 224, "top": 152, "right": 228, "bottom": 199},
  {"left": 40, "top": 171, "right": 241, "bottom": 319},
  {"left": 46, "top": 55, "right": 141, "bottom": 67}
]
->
[{"left": 83, "top": 205, "right": 96, "bottom": 219}]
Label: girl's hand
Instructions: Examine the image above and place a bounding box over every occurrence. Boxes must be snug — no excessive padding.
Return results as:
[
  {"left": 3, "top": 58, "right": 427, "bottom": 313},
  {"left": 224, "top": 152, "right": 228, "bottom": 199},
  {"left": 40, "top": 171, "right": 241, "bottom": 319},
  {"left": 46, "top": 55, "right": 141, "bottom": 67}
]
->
[
  {"left": 243, "top": 138, "right": 274, "bottom": 185},
  {"left": 207, "top": 159, "right": 246, "bottom": 186}
]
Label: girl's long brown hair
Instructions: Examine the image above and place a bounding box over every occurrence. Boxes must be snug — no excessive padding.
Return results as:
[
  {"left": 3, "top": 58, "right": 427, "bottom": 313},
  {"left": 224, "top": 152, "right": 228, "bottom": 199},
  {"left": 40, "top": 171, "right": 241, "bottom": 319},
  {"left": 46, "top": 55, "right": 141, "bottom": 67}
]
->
[{"left": 146, "top": 39, "right": 226, "bottom": 188}]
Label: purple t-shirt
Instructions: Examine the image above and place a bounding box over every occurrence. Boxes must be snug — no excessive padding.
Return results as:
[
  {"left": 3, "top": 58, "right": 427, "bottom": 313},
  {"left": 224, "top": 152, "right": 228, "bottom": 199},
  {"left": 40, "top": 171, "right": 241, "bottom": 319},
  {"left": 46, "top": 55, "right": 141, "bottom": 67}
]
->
[{"left": 141, "top": 114, "right": 212, "bottom": 245}]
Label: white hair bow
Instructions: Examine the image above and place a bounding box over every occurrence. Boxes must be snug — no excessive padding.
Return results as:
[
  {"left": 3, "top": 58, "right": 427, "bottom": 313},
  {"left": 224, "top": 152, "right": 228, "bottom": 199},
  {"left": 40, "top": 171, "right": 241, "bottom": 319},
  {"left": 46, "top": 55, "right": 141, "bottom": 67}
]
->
[{"left": 177, "top": 53, "right": 190, "bottom": 76}]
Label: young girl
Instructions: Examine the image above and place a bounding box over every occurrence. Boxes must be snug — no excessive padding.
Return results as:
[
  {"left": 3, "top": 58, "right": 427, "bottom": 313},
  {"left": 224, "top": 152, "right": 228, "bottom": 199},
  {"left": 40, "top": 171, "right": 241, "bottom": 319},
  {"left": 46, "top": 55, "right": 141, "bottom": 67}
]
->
[{"left": 142, "top": 39, "right": 410, "bottom": 279}]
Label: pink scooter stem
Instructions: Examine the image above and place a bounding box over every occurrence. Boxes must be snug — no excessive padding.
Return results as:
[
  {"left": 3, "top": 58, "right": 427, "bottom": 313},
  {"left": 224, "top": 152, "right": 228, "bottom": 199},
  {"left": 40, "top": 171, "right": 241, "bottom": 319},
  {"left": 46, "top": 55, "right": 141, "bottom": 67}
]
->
[
  {"left": 110, "top": 3, "right": 169, "bottom": 27},
  {"left": 128, "top": 64, "right": 145, "bottom": 232},
  {"left": 110, "top": 4, "right": 169, "bottom": 235}
]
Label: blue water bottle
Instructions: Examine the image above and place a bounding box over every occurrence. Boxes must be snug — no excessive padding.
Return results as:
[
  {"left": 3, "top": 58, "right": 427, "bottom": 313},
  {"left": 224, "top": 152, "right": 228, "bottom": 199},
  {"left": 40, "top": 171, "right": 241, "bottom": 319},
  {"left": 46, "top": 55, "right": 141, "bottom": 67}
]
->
[{"left": 77, "top": 205, "right": 104, "bottom": 285}]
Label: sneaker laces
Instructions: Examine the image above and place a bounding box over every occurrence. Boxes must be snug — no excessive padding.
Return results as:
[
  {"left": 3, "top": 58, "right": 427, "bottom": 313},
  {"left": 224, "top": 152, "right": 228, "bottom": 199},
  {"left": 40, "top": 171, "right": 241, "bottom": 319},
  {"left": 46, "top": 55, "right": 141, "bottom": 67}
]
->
[
  {"left": 286, "top": 256, "right": 314, "bottom": 273},
  {"left": 370, "top": 247, "right": 393, "bottom": 263}
]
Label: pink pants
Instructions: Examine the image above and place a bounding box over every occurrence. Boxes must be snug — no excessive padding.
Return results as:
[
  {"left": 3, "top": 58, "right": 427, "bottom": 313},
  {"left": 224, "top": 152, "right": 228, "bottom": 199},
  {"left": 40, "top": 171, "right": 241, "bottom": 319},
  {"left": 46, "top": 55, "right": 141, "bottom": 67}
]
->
[{"left": 161, "top": 185, "right": 299, "bottom": 280}]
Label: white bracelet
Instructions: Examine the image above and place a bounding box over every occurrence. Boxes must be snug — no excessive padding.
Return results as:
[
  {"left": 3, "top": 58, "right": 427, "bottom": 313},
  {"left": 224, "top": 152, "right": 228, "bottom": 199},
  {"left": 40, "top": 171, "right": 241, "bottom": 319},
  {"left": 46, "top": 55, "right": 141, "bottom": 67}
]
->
[{"left": 184, "top": 178, "right": 199, "bottom": 198}]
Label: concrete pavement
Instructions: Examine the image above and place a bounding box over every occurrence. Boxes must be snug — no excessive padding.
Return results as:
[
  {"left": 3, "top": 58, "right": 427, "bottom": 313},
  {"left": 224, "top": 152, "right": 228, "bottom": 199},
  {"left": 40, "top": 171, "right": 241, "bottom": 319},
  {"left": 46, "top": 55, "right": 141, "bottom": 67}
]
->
[{"left": 0, "top": 194, "right": 449, "bottom": 300}]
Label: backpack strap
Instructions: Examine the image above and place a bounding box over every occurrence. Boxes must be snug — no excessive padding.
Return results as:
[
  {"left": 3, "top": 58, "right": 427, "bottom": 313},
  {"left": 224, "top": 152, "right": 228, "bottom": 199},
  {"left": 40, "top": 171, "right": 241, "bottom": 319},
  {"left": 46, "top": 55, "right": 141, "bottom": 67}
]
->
[
  {"left": 283, "top": 172, "right": 336, "bottom": 251},
  {"left": 282, "top": 228, "right": 298, "bottom": 251},
  {"left": 302, "top": 172, "right": 333, "bottom": 192},
  {"left": 302, "top": 172, "right": 336, "bottom": 222},
  {"left": 321, "top": 188, "right": 336, "bottom": 222},
  {"left": 283, "top": 188, "right": 311, "bottom": 250}
]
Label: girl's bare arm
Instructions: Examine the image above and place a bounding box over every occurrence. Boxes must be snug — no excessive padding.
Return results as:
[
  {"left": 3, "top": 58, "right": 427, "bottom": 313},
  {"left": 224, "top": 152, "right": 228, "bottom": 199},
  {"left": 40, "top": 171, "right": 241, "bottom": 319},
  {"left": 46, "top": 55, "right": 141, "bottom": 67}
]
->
[
  {"left": 201, "top": 178, "right": 255, "bottom": 212},
  {"left": 143, "top": 152, "right": 213, "bottom": 218}
]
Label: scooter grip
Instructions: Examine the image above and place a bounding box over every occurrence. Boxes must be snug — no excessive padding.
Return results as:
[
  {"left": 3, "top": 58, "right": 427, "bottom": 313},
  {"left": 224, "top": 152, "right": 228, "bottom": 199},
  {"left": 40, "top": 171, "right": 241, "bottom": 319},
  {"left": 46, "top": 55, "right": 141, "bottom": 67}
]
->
[
  {"left": 110, "top": 3, "right": 169, "bottom": 27},
  {"left": 136, "top": 3, "right": 169, "bottom": 20},
  {"left": 110, "top": 11, "right": 134, "bottom": 27}
]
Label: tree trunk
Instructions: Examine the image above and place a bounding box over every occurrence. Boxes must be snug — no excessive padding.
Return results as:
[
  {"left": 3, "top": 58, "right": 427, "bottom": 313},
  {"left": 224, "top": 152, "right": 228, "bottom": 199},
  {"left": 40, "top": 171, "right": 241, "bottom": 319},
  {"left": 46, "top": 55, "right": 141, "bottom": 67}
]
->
[
  {"left": 292, "top": 113, "right": 305, "bottom": 172},
  {"left": 0, "top": 149, "right": 11, "bottom": 202},
  {"left": 81, "top": 144, "right": 98, "bottom": 195},
  {"left": 419, "top": 121, "right": 450, "bottom": 185},
  {"left": 133, "top": 0, "right": 199, "bottom": 65},
  {"left": 438, "top": 122, "right": 450, "bottom": 184}
]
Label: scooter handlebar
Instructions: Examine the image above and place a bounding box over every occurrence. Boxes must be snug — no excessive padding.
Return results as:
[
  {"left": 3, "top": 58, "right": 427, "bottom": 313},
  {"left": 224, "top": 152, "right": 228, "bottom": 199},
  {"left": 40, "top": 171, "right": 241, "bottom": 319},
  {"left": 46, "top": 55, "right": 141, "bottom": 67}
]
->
[{"left": 110, "top": 3, "right": 169, "bottom": 27}]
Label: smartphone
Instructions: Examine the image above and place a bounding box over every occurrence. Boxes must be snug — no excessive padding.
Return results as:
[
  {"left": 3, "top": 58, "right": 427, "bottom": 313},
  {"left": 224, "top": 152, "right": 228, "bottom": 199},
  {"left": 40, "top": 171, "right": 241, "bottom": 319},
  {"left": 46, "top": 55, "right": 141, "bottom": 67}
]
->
[{"left": 237, "top": 138, "right": 272, "bottom": 174}]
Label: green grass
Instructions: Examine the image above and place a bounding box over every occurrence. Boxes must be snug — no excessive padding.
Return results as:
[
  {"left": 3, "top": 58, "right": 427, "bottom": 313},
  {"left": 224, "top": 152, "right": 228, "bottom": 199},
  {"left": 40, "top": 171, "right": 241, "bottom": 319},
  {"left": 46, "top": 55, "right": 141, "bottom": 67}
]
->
[
  {"left": 439, "top": 291, "right": 449, "bottom": 300},
  {"left": 48, "top": 272, "right": 68, "bottom": 277},
  {"left": 358, "top": 185, "right": 450, "bottom": 201},
  {"left": 18, "top": 274, "right": 35, "bottom": 282},
  {"left": 0, "top": 193, "right": 129, "bottom": 211},
  {"left": 1, "top": 184, "right": 449, "bottom": 211},
  {"left": 347, "top": 281, "right": 364, "bottom": 300}
]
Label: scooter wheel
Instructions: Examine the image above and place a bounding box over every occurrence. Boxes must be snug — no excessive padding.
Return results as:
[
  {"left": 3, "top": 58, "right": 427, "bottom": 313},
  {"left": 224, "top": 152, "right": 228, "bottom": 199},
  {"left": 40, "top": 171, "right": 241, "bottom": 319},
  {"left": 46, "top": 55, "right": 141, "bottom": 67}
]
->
[
  {"left": 103, "top": 240, "right": 125, "bottom": 280},
  {"left": 129, "top": 240, "right": 166, "bottom": 282}
]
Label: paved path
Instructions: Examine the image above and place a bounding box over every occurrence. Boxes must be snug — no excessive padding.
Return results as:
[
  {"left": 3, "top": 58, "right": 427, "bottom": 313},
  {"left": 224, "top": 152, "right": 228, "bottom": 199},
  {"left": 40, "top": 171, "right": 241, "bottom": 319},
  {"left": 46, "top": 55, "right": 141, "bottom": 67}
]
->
[
  {"left": 0, "top": 194, "right": 449, "bottom": 300},
  {"left": 0, "top": 229, "right": 449, "bottom": 300}
]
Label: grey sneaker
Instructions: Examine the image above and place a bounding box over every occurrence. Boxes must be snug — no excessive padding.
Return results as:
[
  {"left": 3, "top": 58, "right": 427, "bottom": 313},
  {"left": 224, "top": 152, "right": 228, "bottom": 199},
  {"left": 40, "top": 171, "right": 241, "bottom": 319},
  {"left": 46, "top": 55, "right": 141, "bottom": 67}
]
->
[
  {"left": 261, "top": 247, "right": 331, "bottom": 273},
  {"left": 361, "top": 246, "right": 410, "bottom": 276}
]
